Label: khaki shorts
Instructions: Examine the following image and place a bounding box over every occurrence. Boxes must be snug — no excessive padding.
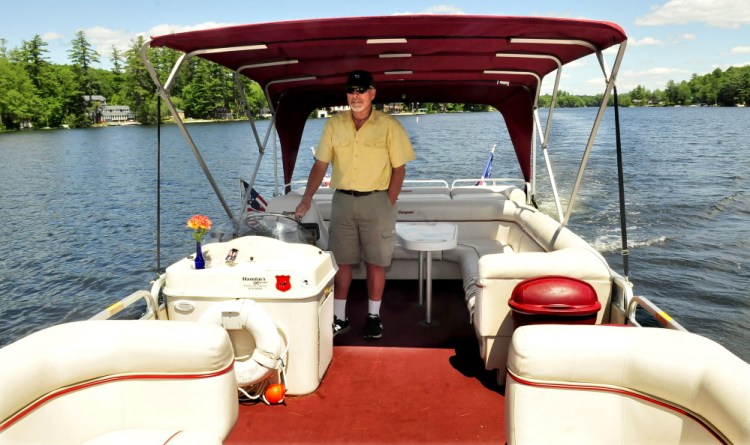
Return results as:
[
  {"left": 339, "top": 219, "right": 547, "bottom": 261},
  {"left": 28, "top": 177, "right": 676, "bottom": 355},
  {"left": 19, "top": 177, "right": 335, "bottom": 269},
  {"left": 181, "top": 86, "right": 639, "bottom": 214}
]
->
[{"left": 329, "top": 191, "right": 396, "bottom": 267}]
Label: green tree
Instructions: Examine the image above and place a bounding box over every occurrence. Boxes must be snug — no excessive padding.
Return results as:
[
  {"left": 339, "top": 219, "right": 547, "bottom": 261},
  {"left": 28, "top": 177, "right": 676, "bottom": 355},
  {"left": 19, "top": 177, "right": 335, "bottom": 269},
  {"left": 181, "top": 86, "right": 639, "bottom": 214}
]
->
[
  {"left": 0, "top": 58, "right": 43, "bottom": 128},
  {"left": 181, "top": 58, "right": 226, "bottom": 119},
  {"left": 66, "top": 31, "right": 102, "bottom": 126},
  {"left": 110, "top": 46, "right": 124, "bottom": 75},
  {"left": 19, "top": 35, "right": 49, "bottom": 89},
  {"left": 719, "top": 66, "right": 749, "bottom": 106},
  {"left": 650, "top": 89, "right": 666, "bottom": 105},
  {"left": 629, "top": 85, "right": 649, "bottom": 106},
  {"left": 676, "top": 81, "right": 692, "bottom": 105},
  {"left": 121, "top": 35, "right": 158, "bottom": 124}
]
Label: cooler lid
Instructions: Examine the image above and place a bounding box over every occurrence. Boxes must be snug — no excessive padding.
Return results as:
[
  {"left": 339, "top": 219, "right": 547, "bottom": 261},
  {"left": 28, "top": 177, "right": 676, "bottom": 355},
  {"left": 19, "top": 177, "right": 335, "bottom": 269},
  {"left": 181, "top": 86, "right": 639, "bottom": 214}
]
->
[{"left": 509, "top": 275, "right": 601, "bottom": 315}]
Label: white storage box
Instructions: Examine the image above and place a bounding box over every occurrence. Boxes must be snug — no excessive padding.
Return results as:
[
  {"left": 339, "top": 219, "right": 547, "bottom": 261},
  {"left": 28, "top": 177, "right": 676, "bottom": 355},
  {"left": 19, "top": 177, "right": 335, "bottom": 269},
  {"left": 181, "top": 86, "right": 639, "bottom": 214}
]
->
[{"left": 163, "top": 236, "right": 337, "bottom": 395}]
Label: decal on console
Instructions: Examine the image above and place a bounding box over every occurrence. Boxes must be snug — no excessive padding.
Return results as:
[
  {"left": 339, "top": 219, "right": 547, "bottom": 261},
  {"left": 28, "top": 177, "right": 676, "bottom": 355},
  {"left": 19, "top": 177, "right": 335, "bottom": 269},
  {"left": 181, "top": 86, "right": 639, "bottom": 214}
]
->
[
  {"left": 242, "top": 276, "right": 267, "bottom": 290},
  {"left": 275, "top": 275, "right": 292, "bottom": 292}
]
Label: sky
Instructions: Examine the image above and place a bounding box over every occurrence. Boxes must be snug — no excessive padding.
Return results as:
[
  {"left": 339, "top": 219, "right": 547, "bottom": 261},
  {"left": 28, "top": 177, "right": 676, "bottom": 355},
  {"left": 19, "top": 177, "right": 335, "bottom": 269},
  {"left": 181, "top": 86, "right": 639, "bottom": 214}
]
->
[{"left": 2, "top": 0, "right": 749, "bottom": 95}]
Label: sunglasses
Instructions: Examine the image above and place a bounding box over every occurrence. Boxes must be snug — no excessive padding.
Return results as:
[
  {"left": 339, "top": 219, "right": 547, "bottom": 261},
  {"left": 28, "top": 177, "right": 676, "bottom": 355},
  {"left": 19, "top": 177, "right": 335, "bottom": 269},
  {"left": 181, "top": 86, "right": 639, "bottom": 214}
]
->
[{"left": 346, "top": 86, "right": 370, "bottom": 95}]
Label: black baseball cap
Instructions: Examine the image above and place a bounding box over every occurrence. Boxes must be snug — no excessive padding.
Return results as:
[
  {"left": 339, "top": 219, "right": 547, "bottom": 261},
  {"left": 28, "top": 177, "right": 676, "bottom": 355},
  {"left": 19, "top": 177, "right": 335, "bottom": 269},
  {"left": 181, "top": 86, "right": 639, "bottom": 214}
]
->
[{"left": 346, "top": 70, "right": 374, "bottom": 89}]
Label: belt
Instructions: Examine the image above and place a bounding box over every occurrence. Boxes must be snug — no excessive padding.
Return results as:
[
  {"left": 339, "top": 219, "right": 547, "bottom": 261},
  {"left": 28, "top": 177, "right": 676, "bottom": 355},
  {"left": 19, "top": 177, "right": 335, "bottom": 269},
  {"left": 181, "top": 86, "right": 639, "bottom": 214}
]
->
[{"left": 337, "top": 189, "right": 383, "bottom": 197}]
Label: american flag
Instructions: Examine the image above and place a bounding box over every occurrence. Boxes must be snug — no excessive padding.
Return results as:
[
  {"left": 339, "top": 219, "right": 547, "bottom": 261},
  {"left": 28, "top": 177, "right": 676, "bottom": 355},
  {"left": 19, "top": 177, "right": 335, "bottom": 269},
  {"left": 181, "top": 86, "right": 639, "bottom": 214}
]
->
[
  {"left": 475, "top": 145, "right": 496, "bottom": 186},
  {"left": 241, "top": 180, "right": 267, "bottom": 212}
]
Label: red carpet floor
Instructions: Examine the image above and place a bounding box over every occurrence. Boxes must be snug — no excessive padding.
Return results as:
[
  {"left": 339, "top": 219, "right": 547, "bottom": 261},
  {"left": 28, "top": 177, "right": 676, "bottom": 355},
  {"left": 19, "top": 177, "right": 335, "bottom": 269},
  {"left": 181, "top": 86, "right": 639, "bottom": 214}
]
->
[
  {"left": 226, "top": 280, "right": 506, "bottom": 444},
  {"left": 226, "top": 346, "right": 506, "bottom": 444}
]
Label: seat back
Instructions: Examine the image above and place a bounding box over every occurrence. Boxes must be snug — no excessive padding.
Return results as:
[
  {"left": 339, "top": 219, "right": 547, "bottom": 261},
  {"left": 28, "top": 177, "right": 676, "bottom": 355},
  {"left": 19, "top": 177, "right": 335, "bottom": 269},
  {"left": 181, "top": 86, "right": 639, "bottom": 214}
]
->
[
  {"left": 0, "top": 320, "right": 238, "bottom": 445},
  {"left": 505, "top": 325, "right": 750, "bottom": 445}
]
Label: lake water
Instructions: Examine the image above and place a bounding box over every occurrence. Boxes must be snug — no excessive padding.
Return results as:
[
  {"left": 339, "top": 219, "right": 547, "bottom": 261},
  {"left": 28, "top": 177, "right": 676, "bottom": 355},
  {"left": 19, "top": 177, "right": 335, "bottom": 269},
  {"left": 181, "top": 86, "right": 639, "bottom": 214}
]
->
[{"left": 1, "top": 107, "right": 748, "bottom": 361}]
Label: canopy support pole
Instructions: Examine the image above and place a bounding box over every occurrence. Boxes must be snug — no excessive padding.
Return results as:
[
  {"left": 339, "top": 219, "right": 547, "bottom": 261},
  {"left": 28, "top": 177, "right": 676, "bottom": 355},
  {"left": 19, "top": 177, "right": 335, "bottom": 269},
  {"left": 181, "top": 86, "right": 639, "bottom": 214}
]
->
[
  {"left": 563, "top": 41, "right": 627, "bottom": 227},
  {"left": 613, "top": 86, "right": 630, "bottom": 278},
  {"left": 156, "top": 95, "right": 162, "bottom": 275},
  {"left": 533, "top": 59, "right": 564, "bottom": 221},
  {"left": 234, "top": 73, "right": 279, "bottom": 230},
  {"left": 140, "top": 41, "right": 238, "bottom": 231}
]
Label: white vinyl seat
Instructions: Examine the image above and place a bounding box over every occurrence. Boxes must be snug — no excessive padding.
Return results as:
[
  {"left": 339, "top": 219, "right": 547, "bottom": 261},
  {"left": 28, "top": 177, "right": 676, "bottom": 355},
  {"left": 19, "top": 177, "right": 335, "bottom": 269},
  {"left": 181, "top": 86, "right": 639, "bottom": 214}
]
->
[
  {"left": 505, "top": 324, "right": 750, "bottom": 445},
  {"left": 0, "top": 320, "right": 239, "bottom": 445}
]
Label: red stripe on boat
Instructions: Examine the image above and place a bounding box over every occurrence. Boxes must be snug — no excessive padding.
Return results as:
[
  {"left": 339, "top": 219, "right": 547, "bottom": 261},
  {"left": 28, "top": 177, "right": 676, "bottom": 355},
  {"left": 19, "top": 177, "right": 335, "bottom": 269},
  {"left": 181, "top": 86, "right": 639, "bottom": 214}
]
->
[
  {"left": 0, "top": 361, "right": 235, "bottom": 433},
  {"left": 506, "top": 371, "right": 728, "bottom": 445}
]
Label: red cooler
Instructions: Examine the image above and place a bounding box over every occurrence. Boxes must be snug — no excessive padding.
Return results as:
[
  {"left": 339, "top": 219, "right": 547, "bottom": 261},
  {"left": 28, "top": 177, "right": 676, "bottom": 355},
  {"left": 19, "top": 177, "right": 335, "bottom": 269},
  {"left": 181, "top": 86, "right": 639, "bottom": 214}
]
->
[{"left": 509, "top": 276, "right": 601, "bottom": 329}]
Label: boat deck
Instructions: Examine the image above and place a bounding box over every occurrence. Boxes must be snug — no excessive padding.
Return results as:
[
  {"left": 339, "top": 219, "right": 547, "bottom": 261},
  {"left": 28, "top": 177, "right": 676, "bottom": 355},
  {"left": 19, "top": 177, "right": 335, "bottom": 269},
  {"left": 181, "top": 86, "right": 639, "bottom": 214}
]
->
[{"left": 225, "top": 279, "right": 507, "bottom": 444}]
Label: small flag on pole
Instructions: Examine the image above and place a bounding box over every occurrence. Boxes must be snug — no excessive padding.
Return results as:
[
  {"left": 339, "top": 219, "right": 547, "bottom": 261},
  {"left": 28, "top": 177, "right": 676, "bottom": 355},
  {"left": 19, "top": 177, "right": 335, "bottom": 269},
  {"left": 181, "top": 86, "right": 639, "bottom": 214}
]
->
[
  {"left": 241, "top": 180, "right": 268, "bottom": 212},
  {"left": 476, "top": 145, "right": 496, "bottom": 186}
]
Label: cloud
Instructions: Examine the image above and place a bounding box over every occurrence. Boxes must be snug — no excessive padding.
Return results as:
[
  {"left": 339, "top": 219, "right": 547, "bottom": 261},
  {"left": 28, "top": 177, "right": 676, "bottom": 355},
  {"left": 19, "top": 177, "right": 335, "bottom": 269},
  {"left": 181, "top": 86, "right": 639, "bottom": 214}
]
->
[
  {"left": 72, "top": 22, "right": 238, "bottom": 61},
  {"left": 42, "top": 32, "right": 65, "bottom": 42},
  {"left": 618, "top": 66, "right": 692, "bottom": 91},
  {"left": 81, "top": 26, "right": 137, "bottom": 57},
  {"left": 636, "top": 0, "right": 750, "bottom": 29},
  {"left": 394, "top": 4, "right": 465, "bottom": 15},
  {"left": 630, "top": 37, "right": 664, "bottom": 46},
  {"left": 423, "top": 5, "right": 465, "bottom": 14},
  {"left": 730, "top": 46, "right": 750, "bottom": 54},
  {"left": 146, "top": 22, "right": 238, "bottom": 38}
]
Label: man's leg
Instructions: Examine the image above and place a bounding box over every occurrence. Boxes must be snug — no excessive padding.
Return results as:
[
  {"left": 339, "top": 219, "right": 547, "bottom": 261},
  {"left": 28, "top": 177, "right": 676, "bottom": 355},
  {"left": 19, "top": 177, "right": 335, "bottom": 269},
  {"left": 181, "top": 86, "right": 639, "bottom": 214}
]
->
[
  {"left": 332, "top": 264, "right": 353, "bottom": 336},
  {"left": 363, "top": 262, "right": 385, "bottom": 339},
  {"left": 365, "top": 262, "right": 386, "bottom": 304},
  {"left": 334, "top": 264, "right": 353, "bottom": 302}
]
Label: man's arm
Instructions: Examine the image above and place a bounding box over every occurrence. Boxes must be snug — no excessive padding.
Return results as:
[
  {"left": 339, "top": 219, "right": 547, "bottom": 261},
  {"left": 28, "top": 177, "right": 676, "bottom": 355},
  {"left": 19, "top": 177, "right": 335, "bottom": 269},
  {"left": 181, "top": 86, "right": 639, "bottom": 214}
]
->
[
  {"left": 387, "top": 165, "right": 406, "bottom": 205},
  {"left": 295, "top": 160, "right": 329, "bottom": 217}
]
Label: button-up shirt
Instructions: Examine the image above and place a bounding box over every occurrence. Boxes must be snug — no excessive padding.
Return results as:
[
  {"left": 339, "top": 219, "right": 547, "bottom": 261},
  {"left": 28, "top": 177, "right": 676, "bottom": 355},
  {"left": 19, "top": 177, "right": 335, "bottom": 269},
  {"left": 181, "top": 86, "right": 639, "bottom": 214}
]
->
[{"left": 315, "top": 109, "right": 415, "bottom": 191}]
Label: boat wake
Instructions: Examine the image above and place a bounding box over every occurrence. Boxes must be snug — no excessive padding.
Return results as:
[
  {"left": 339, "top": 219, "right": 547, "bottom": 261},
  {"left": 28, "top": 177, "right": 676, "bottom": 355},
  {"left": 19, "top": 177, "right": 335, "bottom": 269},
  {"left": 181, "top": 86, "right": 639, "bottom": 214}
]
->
[{"left": 592, "top": 235, "right": 668, "bottom": 253}]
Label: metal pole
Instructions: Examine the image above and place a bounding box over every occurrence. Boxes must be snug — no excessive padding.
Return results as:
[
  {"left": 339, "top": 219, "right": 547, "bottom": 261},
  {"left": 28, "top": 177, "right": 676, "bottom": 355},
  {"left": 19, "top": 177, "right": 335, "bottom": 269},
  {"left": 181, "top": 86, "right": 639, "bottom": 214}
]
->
[
  {"left": 156, "top": 95, "right": 161, "bottom": 275},
  {"left": 613, "top": 86, "right": 630, "bottom": 278}
]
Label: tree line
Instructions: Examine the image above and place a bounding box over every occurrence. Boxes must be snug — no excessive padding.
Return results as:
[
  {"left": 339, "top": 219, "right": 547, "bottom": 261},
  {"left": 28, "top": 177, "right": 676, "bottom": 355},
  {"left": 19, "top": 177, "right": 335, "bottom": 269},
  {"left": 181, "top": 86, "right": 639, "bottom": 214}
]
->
[
  {"left": 0, "top": 32, "right": 267, "bottom": 130},
  {"left": 1, "top": 31, "right": 748, "bottom": 130},
  {"left": 538, "top": 65, "right": 749, "bottom": 108}
]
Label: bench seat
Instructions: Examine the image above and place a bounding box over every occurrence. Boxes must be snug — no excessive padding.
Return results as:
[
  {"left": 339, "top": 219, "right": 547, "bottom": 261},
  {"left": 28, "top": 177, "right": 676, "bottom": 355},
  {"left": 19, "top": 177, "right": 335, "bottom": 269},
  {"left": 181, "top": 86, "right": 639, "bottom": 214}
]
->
[
  {"left": 0, "top": 320, "right": 238, "bottom": 445},
  {"left": 506, "top": 325, "right": 750, "bottom": 445}
]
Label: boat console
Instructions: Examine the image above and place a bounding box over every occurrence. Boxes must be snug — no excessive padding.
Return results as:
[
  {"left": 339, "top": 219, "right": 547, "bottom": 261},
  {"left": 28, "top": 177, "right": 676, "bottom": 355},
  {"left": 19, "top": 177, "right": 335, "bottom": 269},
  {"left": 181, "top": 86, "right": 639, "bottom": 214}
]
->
[{"left": 162, "top": 235, "right": 337, "bottom": 395}]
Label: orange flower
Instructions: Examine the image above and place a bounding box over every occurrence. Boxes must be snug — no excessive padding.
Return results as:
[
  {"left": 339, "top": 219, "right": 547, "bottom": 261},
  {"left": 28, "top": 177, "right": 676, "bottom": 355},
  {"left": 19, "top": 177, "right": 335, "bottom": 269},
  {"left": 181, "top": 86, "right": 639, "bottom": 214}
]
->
[{"left": 187, "top": 214, "right": 212, "bottom": 242}]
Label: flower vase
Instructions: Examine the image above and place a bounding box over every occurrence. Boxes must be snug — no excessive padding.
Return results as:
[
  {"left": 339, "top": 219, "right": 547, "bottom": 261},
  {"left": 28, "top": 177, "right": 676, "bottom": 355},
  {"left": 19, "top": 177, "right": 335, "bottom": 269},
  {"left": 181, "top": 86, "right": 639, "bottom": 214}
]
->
[{"left": 194, "top": 241, "right": 206, "bottom": 269}]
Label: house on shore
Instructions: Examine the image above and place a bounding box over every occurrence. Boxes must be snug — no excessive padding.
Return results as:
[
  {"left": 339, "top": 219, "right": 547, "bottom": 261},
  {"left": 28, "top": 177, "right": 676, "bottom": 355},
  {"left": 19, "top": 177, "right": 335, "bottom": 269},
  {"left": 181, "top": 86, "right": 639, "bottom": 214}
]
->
[
  {"left": 100, "top": 105, "right": 135, "bottom": 123},
  {"left": 82, "top": 95, "right": 136, "bottom": 123}
]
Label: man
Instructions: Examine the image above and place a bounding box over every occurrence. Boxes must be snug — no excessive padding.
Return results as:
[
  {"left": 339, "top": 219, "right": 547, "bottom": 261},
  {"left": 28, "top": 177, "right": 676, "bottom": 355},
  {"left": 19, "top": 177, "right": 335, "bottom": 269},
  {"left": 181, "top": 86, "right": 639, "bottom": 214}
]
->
[{"left": 295, "top": 70, "right": 415, "bottom": 340}]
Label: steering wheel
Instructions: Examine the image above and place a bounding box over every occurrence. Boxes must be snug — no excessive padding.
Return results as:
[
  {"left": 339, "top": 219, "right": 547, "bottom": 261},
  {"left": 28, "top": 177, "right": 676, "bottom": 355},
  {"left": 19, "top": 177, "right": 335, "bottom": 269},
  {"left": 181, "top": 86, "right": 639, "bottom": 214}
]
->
[{"left": 241, "top": 212, "right": 315, "bottom": 245}]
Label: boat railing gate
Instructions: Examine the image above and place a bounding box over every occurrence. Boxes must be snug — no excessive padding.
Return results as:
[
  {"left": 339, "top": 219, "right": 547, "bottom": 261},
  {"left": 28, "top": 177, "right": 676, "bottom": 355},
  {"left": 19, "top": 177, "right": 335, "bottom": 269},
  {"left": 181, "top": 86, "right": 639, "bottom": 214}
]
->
[
  {"left": 627, "top": 295, "right": 687, "bottom": 331},
  {"left": 450, "top": 178, "right": 527, "bottom": 189},
  {"left": 89, "top": 290, "right": 158, "bottom": 321}
]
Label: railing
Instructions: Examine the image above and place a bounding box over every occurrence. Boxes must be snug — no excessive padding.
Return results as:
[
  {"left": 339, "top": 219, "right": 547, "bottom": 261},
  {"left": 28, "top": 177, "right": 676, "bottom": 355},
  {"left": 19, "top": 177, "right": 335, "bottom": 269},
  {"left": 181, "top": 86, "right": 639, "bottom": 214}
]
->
[
  {"left": 89, "top": 290, "right": 157, "bottom": 321},
  {"left": 450, "top": 177, "right": 526, "bottom": 189},
  {"left": 627, "top": 295, "right": 687, "bottom": 331},
  {"left": 403, "top": 179, "right": 450, "bottom": 189},
  {"left": 286, "top": 178, "right": 530, "bottom": 193}
]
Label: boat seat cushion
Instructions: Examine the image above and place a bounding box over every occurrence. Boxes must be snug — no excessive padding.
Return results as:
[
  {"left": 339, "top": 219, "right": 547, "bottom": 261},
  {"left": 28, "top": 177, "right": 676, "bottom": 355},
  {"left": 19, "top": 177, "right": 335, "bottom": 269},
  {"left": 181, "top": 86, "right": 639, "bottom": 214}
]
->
[
  {"left": 505, "top": 324, "right": 750, "bottom": 445},
  {"left": 82, "top": 429, "right": 222, "bottom": 445},
  {"left": 0, "top": 320, "right": 238, "bottom": 445}
]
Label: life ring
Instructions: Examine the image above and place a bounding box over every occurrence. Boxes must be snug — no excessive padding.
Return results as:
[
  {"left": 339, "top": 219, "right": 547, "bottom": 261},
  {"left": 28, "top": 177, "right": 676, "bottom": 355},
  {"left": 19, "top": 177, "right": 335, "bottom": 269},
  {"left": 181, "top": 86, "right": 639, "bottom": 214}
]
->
[{"left": 199, "top": 299, "right": 283, "bottom": 387}]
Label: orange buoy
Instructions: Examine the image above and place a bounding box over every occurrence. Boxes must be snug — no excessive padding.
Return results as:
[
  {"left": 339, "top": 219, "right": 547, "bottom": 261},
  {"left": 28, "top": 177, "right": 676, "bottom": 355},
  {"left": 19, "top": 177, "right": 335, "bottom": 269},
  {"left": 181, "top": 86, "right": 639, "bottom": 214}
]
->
[{"left": 265, "top": 383, "right": 286, "bottom": 404}]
